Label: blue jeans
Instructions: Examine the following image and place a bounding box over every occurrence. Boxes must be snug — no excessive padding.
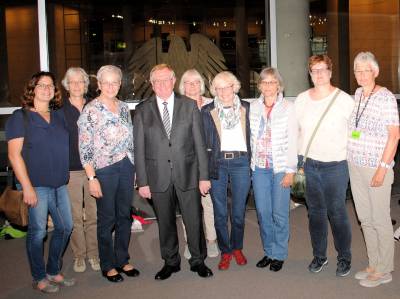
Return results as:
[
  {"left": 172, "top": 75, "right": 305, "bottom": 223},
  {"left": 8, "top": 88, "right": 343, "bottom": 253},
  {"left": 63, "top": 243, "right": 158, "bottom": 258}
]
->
[
  {"left": 96, "top": 157, "right": 134, "bottom": 272},
  {"left": 252, "top": 167, "right": 290, "bottom": 260},
  {"left": 304, "top": 158, "right": 351, "bottom": 262},
  {"left": 26, "top": 185, "right": 73, "bottom": 282},
  {"left": 210, "top": 156, "right": 251, "bottom": 254}
]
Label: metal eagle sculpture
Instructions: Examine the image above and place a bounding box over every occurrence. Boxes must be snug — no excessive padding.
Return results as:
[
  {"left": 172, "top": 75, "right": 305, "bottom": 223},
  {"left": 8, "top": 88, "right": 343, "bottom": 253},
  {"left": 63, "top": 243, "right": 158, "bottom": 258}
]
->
[{"left": 126, "top": 33, "right": 227, "bottom": 100}]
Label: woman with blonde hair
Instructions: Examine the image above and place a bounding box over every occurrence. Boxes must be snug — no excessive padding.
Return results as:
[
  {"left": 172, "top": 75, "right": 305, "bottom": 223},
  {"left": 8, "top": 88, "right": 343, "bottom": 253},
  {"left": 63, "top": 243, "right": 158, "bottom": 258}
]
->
[
  {"left": 179, "top": 69, "right": 219, "bottom": 259},
  {"left": 202, "top": 71, "right": 251, "bottom": 271}
]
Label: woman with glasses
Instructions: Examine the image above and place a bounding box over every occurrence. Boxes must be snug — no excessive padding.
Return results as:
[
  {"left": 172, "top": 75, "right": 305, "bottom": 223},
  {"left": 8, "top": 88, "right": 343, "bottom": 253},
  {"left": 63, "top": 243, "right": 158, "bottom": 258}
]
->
[
  {"left": 61, "top": 67, "right": 100, "bottom": 273},
  {"left": 201, "top": 71, "right": 251, "bottom": 271},
  {"left": 6, "top": 71, "right": 74, "bottom": 293},
  {"left": 295, "top": 55, "right": 354, "bottom": 276},
  {"left": 249, "top": 67, "right": 298, "bottom": 272},
  {"left": 348, "top": 52, "right": 399, "bottom": 287},
  {"left": 78, "top": 65, "right": 139, "bottom": 283},
  {"left": 178, "top": 69, "right": 219, "bottom": 260}
]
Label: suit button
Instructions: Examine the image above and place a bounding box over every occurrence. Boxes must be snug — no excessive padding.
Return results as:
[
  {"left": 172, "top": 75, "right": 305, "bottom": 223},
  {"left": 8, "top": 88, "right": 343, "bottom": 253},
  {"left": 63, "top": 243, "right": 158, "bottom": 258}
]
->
[
  {"left": 168, "top": 160, "right": 171, "bottom": 162},
  {"left": 169, "top": 143, "right": 171, "bottom": 147}
]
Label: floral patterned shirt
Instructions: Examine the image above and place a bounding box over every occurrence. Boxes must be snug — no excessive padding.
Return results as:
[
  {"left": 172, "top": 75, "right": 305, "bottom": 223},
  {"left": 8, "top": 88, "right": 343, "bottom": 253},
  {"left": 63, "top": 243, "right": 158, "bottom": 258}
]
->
[
  {"left": 78, "top": 98, "right": 134, "bottom": 170},
  {"left": 347, "top": 87, "right": 399, "bottom": 168}
]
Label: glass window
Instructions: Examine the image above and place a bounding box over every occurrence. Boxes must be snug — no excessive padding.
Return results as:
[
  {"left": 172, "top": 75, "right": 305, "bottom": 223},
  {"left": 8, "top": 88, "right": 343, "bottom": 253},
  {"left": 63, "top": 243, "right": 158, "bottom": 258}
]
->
[
  {"left": 0, "top": 1, "right": 40, "bottom": 107},
  {"left": 47, "top": 0, "right": 267, "bottom": 100},
  {"left": 276, "top": 0, "right": 400, "bottom": 96}
]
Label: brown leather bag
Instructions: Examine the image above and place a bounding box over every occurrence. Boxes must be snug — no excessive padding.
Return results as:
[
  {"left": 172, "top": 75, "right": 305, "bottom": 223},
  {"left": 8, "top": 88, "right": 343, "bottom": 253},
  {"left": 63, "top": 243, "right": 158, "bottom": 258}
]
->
[{"left": 0, "top": 185, "right": 28, "bottom": 227}]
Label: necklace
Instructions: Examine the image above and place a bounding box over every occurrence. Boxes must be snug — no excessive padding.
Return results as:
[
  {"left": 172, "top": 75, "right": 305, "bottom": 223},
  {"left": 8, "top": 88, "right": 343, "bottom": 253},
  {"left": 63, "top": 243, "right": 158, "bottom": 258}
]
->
[
  {"left": 33, "top": 107, "right": 50, "bottom": 113},
  {"left": 354, "top": 84, "right": 375, "bottom": 128}
]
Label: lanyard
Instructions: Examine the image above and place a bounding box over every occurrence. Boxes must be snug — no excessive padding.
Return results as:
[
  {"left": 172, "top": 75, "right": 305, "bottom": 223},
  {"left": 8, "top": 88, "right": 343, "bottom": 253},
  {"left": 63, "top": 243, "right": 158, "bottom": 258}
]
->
[{"left": 354, "top": 85, "right": 375, "bottom": 128}]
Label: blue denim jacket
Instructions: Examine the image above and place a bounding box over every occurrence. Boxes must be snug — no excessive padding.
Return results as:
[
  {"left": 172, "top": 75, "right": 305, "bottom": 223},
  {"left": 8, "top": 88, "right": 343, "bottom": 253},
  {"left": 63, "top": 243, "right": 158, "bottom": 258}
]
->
[{"left": 201, "top": 100, "right": 251, "bottom": 179}]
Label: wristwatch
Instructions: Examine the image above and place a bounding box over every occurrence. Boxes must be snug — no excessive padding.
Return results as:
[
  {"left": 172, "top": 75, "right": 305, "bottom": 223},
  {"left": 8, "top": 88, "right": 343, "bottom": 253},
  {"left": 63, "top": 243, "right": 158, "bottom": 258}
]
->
[
  {"left": 87, "top": 175, "right": 98, "bottom": 181},
  {"left": 379, "top": 161, "right": 394, "bottom": 169}
]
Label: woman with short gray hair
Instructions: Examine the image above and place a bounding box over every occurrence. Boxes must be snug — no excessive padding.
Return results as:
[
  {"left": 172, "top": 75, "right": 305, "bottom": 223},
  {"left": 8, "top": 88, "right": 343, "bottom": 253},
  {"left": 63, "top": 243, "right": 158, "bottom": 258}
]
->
[
  {"left": 78, "top": 65, "right": 138, "bottom": 283},
  {"left": 62, "top": 67, "right": 101, "bottom": 273},
  {"left": 348, "top": 51, "right": 399, "bottom": 287},
  {"left": 178, "top": 69, "right": 219, "bottom": 260},
  {"left": 249, "top": 67, "right": 297, "bottom": 272}
]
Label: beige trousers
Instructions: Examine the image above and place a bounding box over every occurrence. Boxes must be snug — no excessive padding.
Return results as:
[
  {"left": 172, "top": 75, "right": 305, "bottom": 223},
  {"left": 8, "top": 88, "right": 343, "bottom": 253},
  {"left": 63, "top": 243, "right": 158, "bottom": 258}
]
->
[
  {"left": 67, "top": 170, "right": 99, "bottom": 259},
  {"left": 349, "top": 163, "right": 394, "bottom": 273},
  {"left": 182, "top": 193, "right": 217, "bottom": 242}
]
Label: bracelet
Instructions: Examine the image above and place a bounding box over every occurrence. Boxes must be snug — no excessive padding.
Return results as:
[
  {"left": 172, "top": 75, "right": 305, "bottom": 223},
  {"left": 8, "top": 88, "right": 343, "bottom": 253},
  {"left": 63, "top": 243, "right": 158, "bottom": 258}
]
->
[
  {"left": 379, "top": 161, "right": 393, "bottom": 169},
  {"left": 87, "top": 175, "right": 98, "bottom": 181}
]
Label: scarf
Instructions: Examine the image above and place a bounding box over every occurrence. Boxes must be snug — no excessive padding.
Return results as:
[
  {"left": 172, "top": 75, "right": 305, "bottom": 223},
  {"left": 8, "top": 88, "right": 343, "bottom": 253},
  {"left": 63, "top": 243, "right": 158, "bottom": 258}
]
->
[{"left": 214, "top": 94, "right": 241, "bottom": 130}]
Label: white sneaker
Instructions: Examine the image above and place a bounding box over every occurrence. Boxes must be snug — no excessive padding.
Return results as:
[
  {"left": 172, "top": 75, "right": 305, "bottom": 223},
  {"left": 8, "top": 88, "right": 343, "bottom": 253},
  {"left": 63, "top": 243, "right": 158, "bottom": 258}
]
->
[
  {"left": 394, "top": 226, "right": 400, "bottom": 241},
  {"left": 359, "top": 273, "right": 392, "bottom": 287},
  {"left": 355, "top": 268, "right": 374, "bottom": 280},
  {"left": 73, "top": 258, "right": 86, "bottom": 273},
  {"left": 88, "top": 257, "right": 101, "bottom": 271},
  {"left": 184, "top": 244, "right": 191, "bottom": 259},
  {"left": 207, "top": 242, "right": 219, "bottom": 258}
]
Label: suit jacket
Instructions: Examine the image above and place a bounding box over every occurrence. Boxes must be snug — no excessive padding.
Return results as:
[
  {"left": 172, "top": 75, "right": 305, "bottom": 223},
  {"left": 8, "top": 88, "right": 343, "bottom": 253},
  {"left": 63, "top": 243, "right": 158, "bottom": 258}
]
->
[{"left": 133, "top": 93, "right": 209, "bottom": 192}]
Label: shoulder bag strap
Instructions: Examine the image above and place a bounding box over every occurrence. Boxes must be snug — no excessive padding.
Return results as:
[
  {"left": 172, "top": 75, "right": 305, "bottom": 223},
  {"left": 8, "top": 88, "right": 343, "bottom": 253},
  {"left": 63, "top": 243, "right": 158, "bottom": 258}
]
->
[{"left": 300, "top": 89, "right": 341, "bottom": 167}]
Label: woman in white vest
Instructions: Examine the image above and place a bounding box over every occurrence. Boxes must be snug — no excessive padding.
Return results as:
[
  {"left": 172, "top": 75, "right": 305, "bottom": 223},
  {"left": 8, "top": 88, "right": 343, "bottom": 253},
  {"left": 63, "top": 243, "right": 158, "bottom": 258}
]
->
[{"left": 249, "top": 67, "right": 297, "bottom": 272}]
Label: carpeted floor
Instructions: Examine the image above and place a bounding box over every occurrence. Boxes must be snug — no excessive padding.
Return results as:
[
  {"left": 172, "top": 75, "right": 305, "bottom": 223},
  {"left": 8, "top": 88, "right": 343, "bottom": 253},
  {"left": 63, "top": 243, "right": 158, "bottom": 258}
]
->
[{"left": 1, "top": 198, "right": 400, "bottom": 299}]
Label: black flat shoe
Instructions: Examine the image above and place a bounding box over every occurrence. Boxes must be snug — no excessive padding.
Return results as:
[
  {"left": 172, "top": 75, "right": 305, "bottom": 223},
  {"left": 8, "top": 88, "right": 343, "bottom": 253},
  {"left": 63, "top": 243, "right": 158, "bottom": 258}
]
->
[
  {"left": 270, "top": 260, "right": 284, "bottom": 272},
  {"left": 102, "top": 271, "right": 124, "bottom": 283},
  {"left": 256, "top": 256, "right": 272, "bottom": 268},
  {"left": 155, "top": 265, "right": 181, "bottom": 280},
  {"left": 116, "top": 267, "right": 140, "bottom": 277},
  {"left": 190, "top": 263, "right": 213, "bottom": 278}
]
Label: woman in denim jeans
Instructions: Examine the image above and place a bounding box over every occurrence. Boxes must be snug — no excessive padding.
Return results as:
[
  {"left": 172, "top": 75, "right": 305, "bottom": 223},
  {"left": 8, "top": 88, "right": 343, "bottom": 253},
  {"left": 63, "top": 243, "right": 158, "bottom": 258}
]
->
[
  {"left": 78, "top": 65, "right": 138, "bottom": 283},
  {"left": 201, "top": 71, "right": 251, "bottom": 271},
  {"left": 295, "top": 55, "right": 355, "bottom": 277},
  {"left": 6, "top": 71, "right": 74, "bottom": 293},
  {"left": 249, "top": 68, "right": 298, "bottom": 272}
]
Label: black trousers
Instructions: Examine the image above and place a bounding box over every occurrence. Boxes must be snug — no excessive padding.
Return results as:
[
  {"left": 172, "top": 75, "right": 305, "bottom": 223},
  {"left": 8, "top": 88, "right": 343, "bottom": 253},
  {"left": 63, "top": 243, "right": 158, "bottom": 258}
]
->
[{"left": 152, "top": 183, "right": 206, "bottom": 267}]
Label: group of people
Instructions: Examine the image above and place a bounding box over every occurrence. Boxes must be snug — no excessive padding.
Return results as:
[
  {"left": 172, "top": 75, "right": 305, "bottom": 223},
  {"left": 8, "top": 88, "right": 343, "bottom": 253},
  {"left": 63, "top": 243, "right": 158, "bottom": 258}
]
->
[{"left": 4, "top": 51, "right": 399, "bottom": 293}]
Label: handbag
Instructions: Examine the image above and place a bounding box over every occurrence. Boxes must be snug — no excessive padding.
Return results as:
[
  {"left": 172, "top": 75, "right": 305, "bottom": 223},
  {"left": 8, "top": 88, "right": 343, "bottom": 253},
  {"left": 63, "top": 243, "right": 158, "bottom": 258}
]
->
[
  {"left": 292, "top": 89, "right": 341, "bottom": 199},
  {"left": 0, "top": 109, "right": 30, "bottom": 226}
]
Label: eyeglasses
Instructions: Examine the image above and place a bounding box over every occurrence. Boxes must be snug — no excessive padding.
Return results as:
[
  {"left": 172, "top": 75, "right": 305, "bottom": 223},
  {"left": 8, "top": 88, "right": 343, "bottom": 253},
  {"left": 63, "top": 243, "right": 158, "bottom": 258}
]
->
[
  {"left": 68, "top": 80, "right": 85, "bottom": 85},
  {"left": 100, "top": 81, "right": 120, "bottom": 88},
  {"left": 260, "top": 81, "right": 278, "bottom": 86},
  {"left": 36, "top": 83, "right": 55, "bottom": 90},
  {"left": 215, "top": 85, "right": 233, "bottom": 93},
  {"left": 354, "top": 69, "right": 373, "bottom": 75},
  {"left": 310, "top": 68, "right": 329, "bottom": 75},
  {"left": 152, "top": 78, "right": 173, "bottom": 85},
  {"left": 184, "top": 80, "right": 200, "bottom": 86}
]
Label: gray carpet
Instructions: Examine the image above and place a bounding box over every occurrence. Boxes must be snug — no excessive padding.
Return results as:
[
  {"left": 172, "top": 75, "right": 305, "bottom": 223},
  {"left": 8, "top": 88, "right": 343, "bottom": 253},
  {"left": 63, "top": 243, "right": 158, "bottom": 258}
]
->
[{"left": 1, "top": 198, "right": 400, "bottom": 299}]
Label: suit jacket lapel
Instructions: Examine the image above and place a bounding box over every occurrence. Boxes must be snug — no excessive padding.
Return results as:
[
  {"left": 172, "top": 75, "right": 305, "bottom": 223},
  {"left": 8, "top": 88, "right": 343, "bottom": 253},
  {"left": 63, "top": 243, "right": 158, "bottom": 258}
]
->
[{"left": 170, "top": 95, "right": 182, "bottom": 138}]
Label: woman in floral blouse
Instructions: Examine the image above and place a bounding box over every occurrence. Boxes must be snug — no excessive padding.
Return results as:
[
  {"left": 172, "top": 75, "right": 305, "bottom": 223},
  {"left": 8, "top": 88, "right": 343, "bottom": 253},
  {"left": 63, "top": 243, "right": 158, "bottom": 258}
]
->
[
  {"left": 348, "top": 52, "right": 399, "bottom": 288},
  {"left": 78, "top": 65, "right": 139, "bottom": 283}
]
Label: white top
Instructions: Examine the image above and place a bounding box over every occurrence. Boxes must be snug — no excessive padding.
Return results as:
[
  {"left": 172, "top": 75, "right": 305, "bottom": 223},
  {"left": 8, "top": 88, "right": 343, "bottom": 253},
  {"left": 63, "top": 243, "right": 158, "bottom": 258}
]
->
[
  {"left": 220, "top": 120, "right": 247, "bottom": 151},
  {"left": 156, "top": 92, "right": 174, "bottom": 125},
  {"left": 295, "top": 88, "right": 354, "bottom": 162}
]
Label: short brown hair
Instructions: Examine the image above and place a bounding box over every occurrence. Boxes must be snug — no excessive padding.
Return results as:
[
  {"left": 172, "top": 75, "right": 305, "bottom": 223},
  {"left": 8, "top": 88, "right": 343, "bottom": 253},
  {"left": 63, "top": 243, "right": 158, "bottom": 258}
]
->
[
  {"left": 308, "top": 55, "right": 333, "bottom": 72},
  {"left": 21, "top": 71, "right": 62, "bottom": 110}
]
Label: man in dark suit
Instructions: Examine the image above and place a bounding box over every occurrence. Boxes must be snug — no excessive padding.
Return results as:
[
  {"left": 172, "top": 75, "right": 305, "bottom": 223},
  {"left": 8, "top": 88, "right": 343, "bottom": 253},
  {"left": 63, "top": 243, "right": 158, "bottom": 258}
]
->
[{"left": 133, "top": 64, "right": 213, "bottom": 280}]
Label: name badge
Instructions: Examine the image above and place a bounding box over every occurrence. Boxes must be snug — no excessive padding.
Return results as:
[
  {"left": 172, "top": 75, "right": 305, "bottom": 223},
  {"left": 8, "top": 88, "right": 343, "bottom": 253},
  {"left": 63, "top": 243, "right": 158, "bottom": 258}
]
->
[{"left": 351, "top": 130, "right": 361, "bottom": 139}]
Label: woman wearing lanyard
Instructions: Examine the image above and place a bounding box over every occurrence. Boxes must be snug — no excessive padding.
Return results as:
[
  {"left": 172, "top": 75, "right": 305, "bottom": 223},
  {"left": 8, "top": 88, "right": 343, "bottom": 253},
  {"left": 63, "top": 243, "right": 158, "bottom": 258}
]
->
[{"left": 348, "top": 52, "right": 399, "bottom": 287}]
